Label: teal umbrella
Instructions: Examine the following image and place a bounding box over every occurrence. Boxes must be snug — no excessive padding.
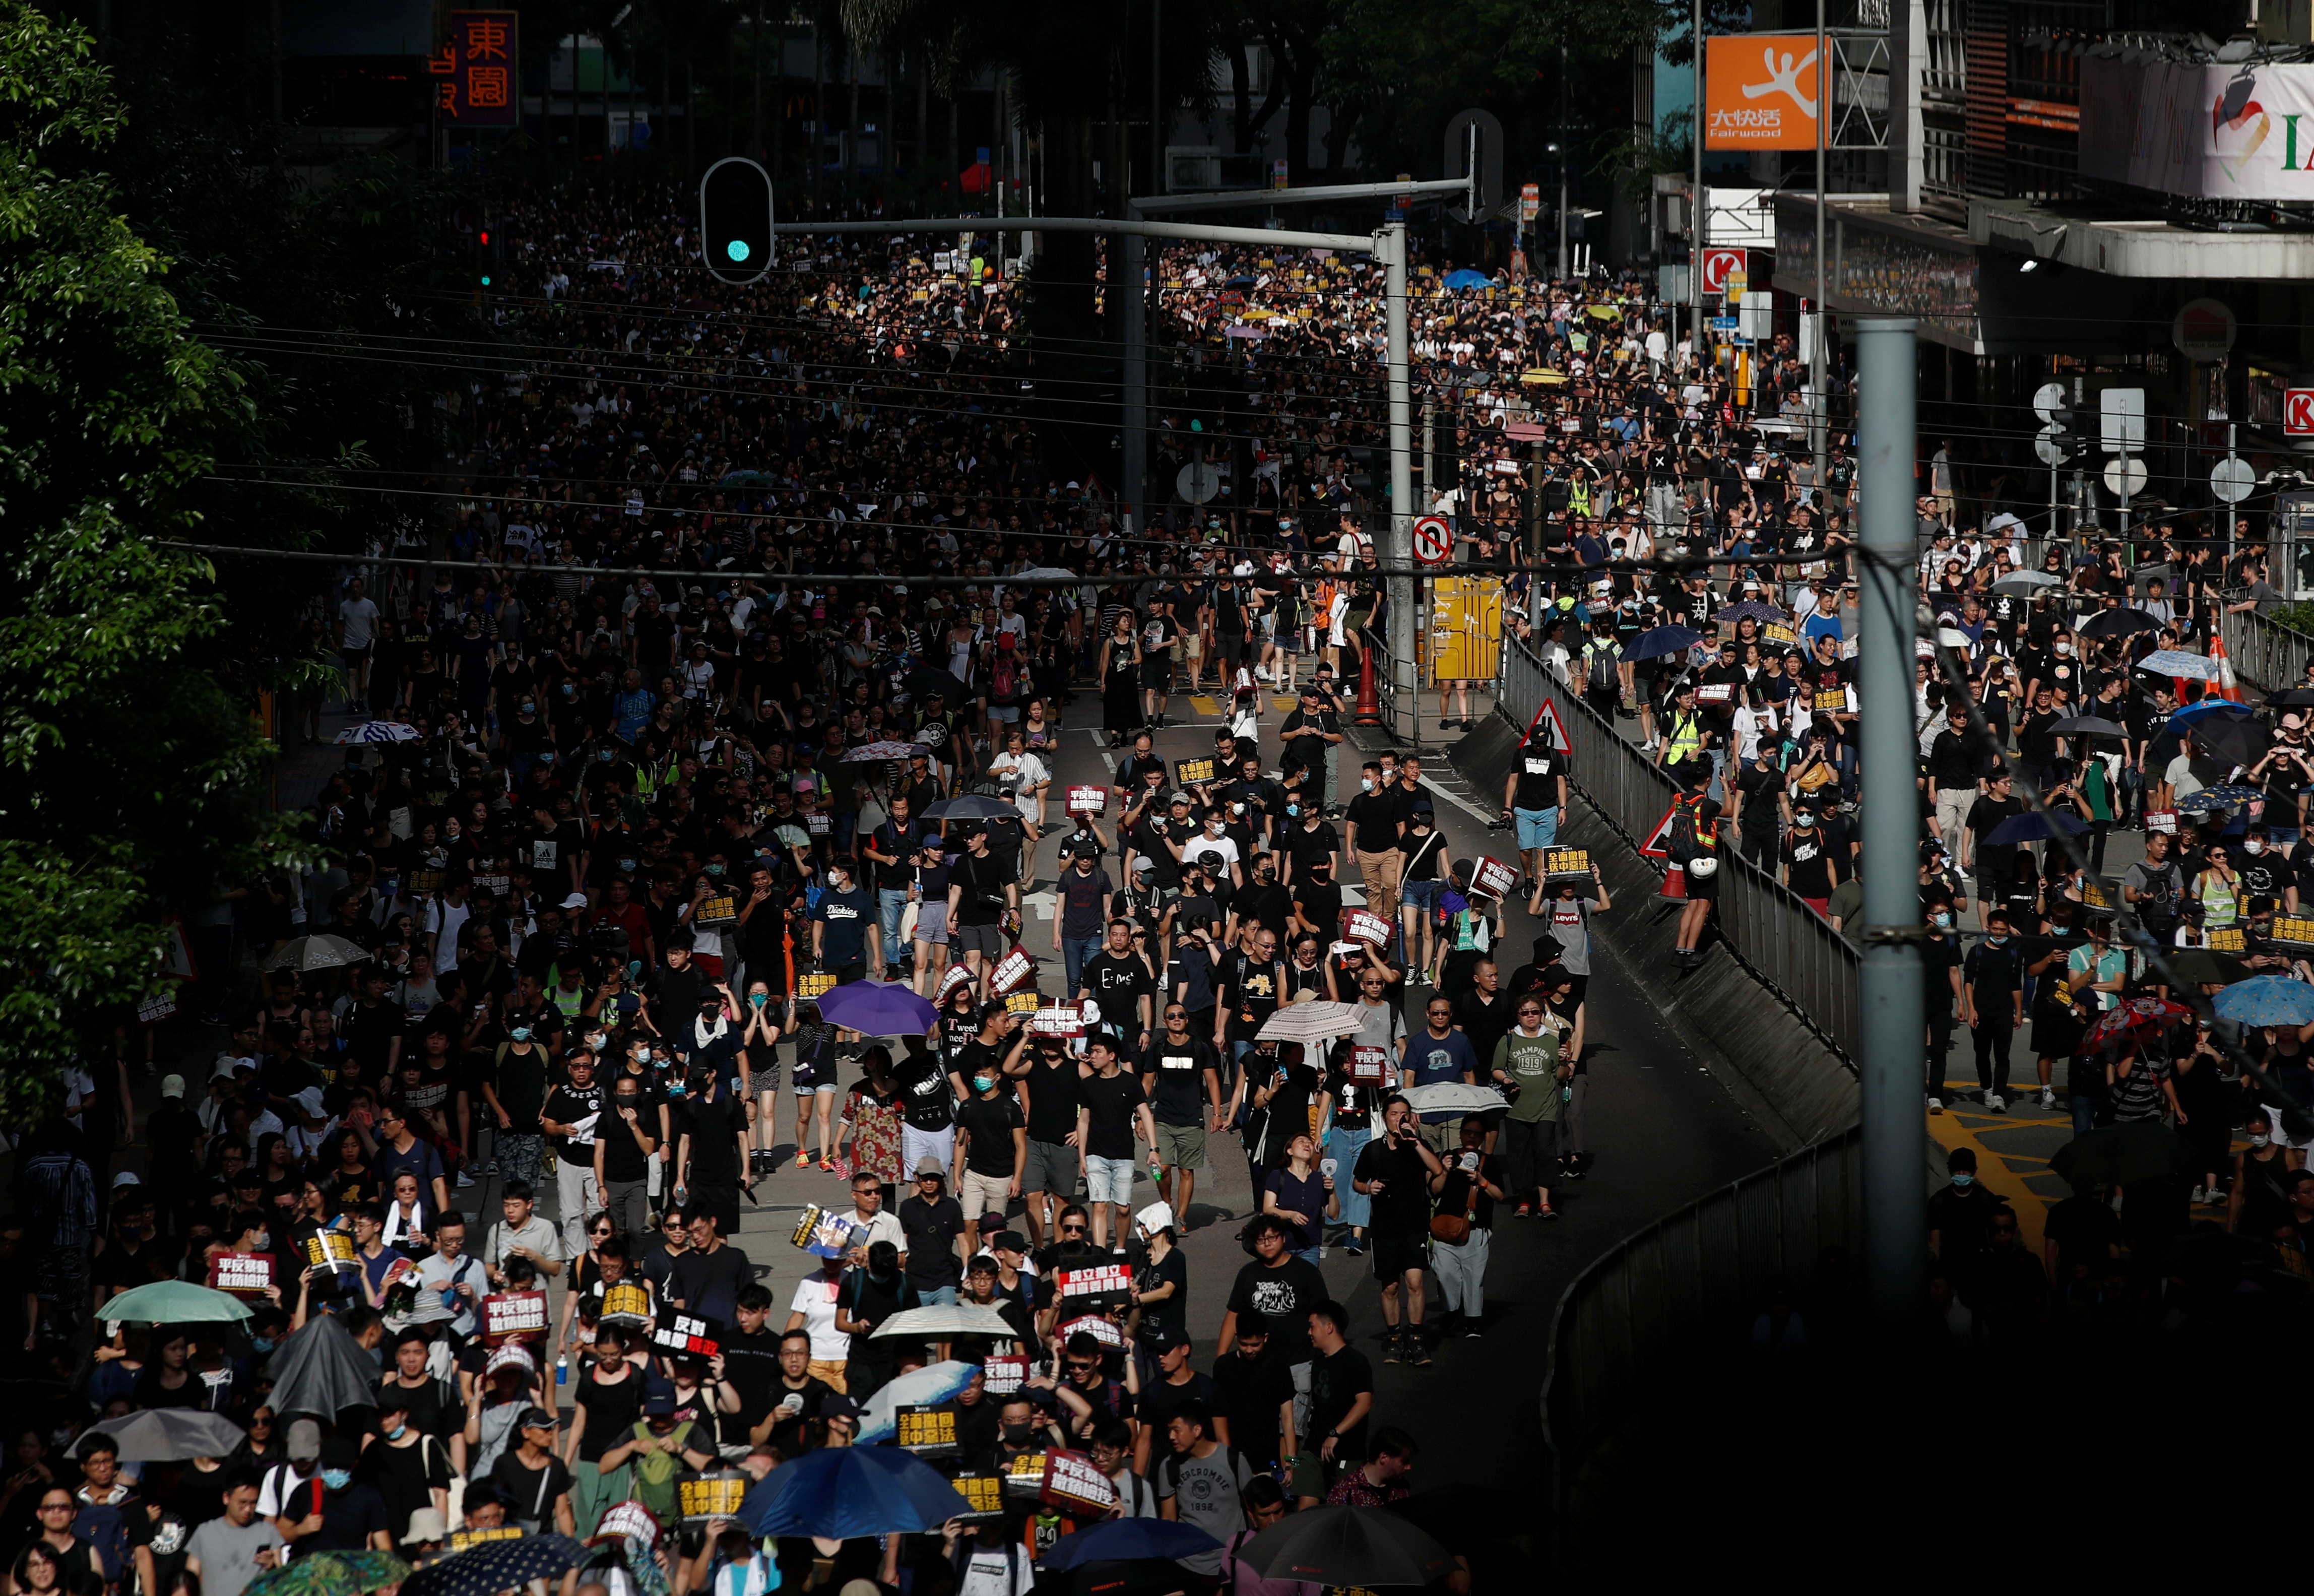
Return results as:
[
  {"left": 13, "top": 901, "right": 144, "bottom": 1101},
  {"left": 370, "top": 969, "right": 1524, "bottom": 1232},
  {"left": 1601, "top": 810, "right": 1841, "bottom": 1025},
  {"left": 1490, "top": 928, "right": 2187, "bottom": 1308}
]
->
[{"left": 99, "top": 1280, "right": 253, "bottom": 1324}]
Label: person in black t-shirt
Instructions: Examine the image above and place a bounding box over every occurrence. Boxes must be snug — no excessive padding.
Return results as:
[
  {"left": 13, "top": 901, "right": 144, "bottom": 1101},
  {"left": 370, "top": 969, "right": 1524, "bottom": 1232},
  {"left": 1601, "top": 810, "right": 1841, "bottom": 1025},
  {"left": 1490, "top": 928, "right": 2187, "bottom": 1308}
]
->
[
  {"left": 898, "top": 1161, "right": 969, "bottom": 1302},
  {"left": 1077, "top": 920, "right": 1158, "bottom": 1042},
  {"left": 1208, "top": 1312, "right": 1297, "bottom": 1471},
  {"left": 892, "top": 1037, "right": 967, "bottom": 1180},
  {"left": 1138, "top": 1008, "right": 1222, "bottom": 1217},
  {"left": 1351, "top": 1097, "right": 1444, "bottom": 1366},
  {"left": 673, "top": 1071, "right": 748, "bottom": 1237},
  {"left": 953, "top": 1062, "right": 1027, "bottom": 1244}
]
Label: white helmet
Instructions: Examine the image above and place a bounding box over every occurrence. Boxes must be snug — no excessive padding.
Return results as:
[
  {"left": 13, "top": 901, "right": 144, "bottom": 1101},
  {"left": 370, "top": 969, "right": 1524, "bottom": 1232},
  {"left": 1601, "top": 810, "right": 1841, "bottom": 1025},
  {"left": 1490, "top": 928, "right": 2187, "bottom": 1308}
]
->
[{"left": 1686, "top": 855, "right": 1720, "bottom": 879}]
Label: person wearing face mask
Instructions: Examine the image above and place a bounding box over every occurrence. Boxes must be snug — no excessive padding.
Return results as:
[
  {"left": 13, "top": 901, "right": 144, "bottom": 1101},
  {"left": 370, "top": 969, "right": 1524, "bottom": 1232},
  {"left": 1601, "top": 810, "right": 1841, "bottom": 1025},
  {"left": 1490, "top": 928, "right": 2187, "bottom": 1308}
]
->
[
  {"left": 1961, "top": 911, "right": 2025, "bottom": 1112},
  {"left": 353, "top": 1394, "right": 450, "bottom": 1551},
  {"left": 295, "top": 1437, "right": 392, "bottom": 1553},
  {"left": 2229, "top": 1108, "right": 2301, "bottom": 1235},
  {"left": 1779, "top": 804, "right": 1841, "bottom": 916},
  {"left": 1926, "top": 1147, "right": 1999, "bottom": 1285},
  {"left": 540, "top": 1052, "right": 605, "bottom": 1256},
  {"left": 593, "top": 1053, "right": 661, "bottom": 1245},
  {"left": 952, "top": 1059, "right": 1027, "bottom": 1253},
  {"left": 1905, "top": 880, "right": 1960, "bottom": 1117}
]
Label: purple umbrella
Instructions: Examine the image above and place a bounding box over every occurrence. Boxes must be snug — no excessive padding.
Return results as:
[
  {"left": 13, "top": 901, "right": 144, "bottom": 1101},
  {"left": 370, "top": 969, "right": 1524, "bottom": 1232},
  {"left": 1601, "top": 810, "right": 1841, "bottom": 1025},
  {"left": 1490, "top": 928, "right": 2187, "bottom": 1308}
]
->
[{"left": 815, "top": 980, "right": 938, "bottom": 1036}]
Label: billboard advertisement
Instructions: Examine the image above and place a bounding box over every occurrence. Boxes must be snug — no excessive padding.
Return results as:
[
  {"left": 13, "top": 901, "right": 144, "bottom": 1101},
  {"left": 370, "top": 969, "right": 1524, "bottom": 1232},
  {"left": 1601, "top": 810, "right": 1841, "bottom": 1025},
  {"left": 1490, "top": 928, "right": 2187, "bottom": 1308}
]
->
[
  {"left": 1705, "top": 35, "right": 1823, "bottom": 150},
  {"left": 2079, "top": 55, "right": 2314, "bottom": 200}
]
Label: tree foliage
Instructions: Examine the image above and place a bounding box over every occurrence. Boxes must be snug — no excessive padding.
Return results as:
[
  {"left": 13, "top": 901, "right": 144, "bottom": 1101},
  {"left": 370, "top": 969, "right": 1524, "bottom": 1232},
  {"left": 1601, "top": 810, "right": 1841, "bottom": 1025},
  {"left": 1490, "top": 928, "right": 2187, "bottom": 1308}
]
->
[{"left": 0, "top": 1, "right": 287, "bottom": 1120}]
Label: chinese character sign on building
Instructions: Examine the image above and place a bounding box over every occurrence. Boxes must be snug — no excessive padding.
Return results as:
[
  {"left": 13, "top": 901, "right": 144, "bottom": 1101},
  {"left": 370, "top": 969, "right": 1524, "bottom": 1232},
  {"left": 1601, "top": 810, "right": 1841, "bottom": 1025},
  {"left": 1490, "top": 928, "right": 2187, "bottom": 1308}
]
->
[
  {"left": 432, "top": 10, "right": 520, "bottom": 127},
  {"left": 1705, "top": 35, "right": 1822, "bottom": 149}
]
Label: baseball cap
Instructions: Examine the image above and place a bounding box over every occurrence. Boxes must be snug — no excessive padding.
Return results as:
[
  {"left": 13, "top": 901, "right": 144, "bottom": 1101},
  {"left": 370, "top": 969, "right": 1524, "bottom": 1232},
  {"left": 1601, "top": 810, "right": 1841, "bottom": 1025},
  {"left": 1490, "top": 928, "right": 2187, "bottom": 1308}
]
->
[
  {"left": 914, "top": 1156, "right": 947, "bottom": 1179},
  {"left": 159, "top": 1074, "right": 185, "bottom": 1100},
  {"left": 287, "top": 1419, "right": 323, "bottom": 1462},
  {"left": 640, "top": 1381, "right": 678, "bottom": 1418},
  {"left": 518, "top": 1406, "right": 558, "bottom": 1432},
  {"left": 111, "top": 1171, "right": 141, "bottom": 1190},
  {"left": 991, "top": 1231, "right": 1030, "bottom": 1254},
  {"left": 561, "top": 892, "right": 589, "bottom": 911}
]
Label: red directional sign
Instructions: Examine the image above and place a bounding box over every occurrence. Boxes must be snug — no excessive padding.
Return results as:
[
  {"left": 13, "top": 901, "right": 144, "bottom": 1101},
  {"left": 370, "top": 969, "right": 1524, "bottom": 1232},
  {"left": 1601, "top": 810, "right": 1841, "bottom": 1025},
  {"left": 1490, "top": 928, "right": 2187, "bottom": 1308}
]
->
[
  {"left": 1412, "top": 515, "right": 1453, "bottom": 566},
  {"left": 1699, "top": 247, "right": 1747, "bottom": 296}
]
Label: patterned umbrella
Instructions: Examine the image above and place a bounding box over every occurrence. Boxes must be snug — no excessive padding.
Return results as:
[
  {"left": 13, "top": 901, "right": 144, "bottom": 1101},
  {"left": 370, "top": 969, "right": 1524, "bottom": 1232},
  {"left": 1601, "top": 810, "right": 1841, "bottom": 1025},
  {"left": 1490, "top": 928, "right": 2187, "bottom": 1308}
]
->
[
  {"left": 402, "top": 1537, "right": 584, "bottom": 1596},
  {"left": 2078, "top": 996, "right": 2195, "bottom": 1055},
  {"left": 333, "top": 720, "right": 420, "bottom": 745},
  {"left": 244, "top": 1551, "right": 413, "bottom": 1596},
  {"left": 841, "top": 741, "right": 931, "bottom": 762}
]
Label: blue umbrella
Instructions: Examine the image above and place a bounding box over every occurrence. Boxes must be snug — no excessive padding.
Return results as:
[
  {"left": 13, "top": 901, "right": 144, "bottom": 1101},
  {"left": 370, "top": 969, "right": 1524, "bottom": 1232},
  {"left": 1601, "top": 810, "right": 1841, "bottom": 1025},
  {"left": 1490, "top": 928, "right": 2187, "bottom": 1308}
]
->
[
  {"left": 1620, "top": 624, "right": 1702, "bottom": 663},
  {"left": 1442, "top": 269, "right": 1493, "bottom": 289},
  {"left": 2164, "top": 701, "right": 2251, "bottom": 735},
  {"left": 2175, "top": 784, "right": 2262, "bottom": 814},
  {"left": 403, "top": 1536, "right": 586, "bottom": 1596},
  {"left": 2214, "top": 976, "right": 2314, "bottom": 1028},
  {"left": 736, "top": 1444, "right": 976, "bottom": 1540},
  {"left": 815, "top": 980, "right": 938, "bottom": 1036},
  {"left": 1041, "top": 1519, "right": 1223, "bottom": 1570},
  {"left": 1982, "top": 811, "right": 2085, "bottom": 845}
]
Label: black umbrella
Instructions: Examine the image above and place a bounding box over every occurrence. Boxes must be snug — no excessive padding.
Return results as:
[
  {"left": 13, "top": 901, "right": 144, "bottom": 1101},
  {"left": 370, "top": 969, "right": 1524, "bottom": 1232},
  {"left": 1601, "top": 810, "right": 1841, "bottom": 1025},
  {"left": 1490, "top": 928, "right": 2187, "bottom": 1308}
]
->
[
  {"left": 2048, "top": 1123, "right": 2197, "bottom": 1192},
  {"left": 2196, "top": 716, "right": 2271, "bottom": 768},
  {"left": 403, "top": 1536, "right": 587, "bottom": 1596},
  {"left": 2077, "top": 608, "right": 2159, "bottom": 639},
  {"left": 2267, "top": 689, "right": 2314, "bottom": 708},
  {"left": 2165, "top": 947, "right": 2252, "bottom": 986},
  {"left": 923, "top": 793, "right": 1017, "bottom": 821},
  {"left": 1234, "top": 1506, "right": 1452, "bottom": 1588},
  {"left": 2050, "top": 716, "right": 2128, "bottom": 738},
  {"left": 904, "top": 667, "right": 972, "bottom": 704},
  {"left": 267, "top": 1311, "right": 381, "bottom": 1421}
]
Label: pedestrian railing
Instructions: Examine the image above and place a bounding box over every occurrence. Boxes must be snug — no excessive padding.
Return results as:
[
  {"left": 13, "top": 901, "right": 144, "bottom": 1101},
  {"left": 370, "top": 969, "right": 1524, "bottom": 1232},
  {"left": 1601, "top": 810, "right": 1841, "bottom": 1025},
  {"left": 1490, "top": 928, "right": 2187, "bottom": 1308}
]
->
[
  {"left": 2219, "top": 593, "right": 2314, "bottom": 694},
  {"left": 1495, "top": 634, "right": 1863, "bottom": 1063},
  {"left": 1539, "top": 1124, "right": 1862, "bottom": 1561}
]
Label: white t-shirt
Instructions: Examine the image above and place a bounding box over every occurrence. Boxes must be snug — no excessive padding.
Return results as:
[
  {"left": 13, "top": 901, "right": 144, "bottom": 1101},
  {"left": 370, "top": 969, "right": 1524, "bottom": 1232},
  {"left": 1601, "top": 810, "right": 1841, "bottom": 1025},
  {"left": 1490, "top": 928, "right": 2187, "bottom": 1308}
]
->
[
  {"left": 339, "top": 596, "right": 381, "bottom": 651},
  {"left": 955, "top": 1543, "right": 1034, "bottom": 1596},
  {"left": 787, "top": 1273, "right": 851, "bottom": 1361}
]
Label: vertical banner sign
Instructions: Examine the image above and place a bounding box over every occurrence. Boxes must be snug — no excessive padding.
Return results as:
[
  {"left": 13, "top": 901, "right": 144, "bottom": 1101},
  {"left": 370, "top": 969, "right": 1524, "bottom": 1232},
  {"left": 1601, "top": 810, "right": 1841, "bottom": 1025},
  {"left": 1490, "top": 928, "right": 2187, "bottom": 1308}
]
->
[
  {"left": 433, "top": 10, "right": 520, "bottom": 126},
  {"left": 1705, "top": 35, "right": 1823, "bottom": 149}
]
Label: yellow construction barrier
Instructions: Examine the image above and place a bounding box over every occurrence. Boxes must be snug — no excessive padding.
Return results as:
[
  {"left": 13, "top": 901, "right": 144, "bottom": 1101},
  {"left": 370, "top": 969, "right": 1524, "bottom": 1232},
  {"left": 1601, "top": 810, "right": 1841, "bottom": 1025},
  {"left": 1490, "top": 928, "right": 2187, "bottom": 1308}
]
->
[{"left": 1429, "top": 576, "right": 1503, "bottom": 684}]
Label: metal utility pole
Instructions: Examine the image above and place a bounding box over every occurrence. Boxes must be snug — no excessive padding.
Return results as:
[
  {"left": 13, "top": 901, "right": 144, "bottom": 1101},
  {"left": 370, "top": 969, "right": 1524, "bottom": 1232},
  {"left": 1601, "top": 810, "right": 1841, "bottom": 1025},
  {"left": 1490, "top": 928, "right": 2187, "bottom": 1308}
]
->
[
  {"left": 1855, "top": 316, "right": 1924, "bottom": 1326},
  {"left": 1122, "top": 212, "right": 1147, "bottom": 535},
  {"left": 1811, "top": 0, "right": 1829, "bottom": 489},
  {"left": 1557, "top": 42, "right": 1570, "bottom": 280},
  {"left": 1691, "top": 0, "right": 1705, "bottom": 356},
  {"left": 1422, "top": 397, "right": 1436, "bottom": 512},
  {"left": 1384, "top": 220, "right": 1416, "bottom": 740}
]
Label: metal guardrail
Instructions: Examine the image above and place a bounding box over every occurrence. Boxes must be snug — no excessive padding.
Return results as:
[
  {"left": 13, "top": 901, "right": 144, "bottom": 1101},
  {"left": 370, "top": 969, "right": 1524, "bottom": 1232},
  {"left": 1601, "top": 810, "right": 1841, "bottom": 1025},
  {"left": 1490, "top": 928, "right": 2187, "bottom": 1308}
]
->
[
  {"left": 2219, "top": 593, "right": 2313, "bottom": 694},
  {"left": 1539, "top": 1125, "right": 1862, "bottom": 1561},
  {"left": 1496, "top": 635, "right": 1863, "bottom": 1063}
]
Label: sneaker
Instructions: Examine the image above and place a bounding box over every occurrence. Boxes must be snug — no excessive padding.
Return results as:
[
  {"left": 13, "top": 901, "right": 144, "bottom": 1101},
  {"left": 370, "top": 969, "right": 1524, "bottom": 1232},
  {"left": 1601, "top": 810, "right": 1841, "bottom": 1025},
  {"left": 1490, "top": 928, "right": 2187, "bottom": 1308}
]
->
[
  {"left": 2040, "top": 1087, "right": 2055, "bottom": 1108},
  {"left": 795, "top": 1151, "right": 811, "bottom": 1168},
  {"left": 1537, "top": 1205, "right": 1560, "bottom": 1221},
  {"left": 1440, "top": 718, "right": 1456, "bottom": 730},
  {"left": 1514, "top": 1203, "right": 1533, "bottom": 1218},
  {"left": 1986, "top": 1093, "right": 2006, "bottom": 1113},
  {"left": 1927, "top": 1096, "right": 1944, "bottom": 1114},
  {"left": 1408, "top": 1337, "right": 1434, "bottom": 1367},
  {"left": 1466, "top": 1322, "right": 1485, "bottom": 1338},
  {"left": 1383, "top": 1335, "right": 1405, "bottom": 1365},
  {"left": 484, "top": 1160, "right": 500, "bottom": 1176},
  {"left": 456, "top": 1170, "right": 477, "bottom": 1188},
  {"left": 1344, "top": 1237, "right": 1366, "bottom": 1255},
  {"left": 2191, "top": 1184, "right": 2209, "bottom": 1204},
  {"left": 1560, "top": 1158, "right": 1585, "bottom": 1181}
]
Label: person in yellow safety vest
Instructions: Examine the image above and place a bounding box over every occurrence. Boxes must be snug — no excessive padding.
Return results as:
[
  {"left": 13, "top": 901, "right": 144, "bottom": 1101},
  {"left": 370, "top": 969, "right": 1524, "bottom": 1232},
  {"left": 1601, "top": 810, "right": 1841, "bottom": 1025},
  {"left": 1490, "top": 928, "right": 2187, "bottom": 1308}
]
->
[
  {"left": 1669, "top": 763, "right": 1724, "bottom": 967},
  {"left": 1656, "top": 682, "right": 1706, "bottom": 772}
]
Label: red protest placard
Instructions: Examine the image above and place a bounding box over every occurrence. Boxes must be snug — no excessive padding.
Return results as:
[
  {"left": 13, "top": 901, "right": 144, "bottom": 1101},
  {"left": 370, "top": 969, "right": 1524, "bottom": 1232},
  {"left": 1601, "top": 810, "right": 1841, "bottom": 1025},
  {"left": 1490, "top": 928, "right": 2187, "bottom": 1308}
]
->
[
  {"left": 1066, "top": 786, "right": 1107, "bottom": 815},
  {"left": 982, "top": 1355, "right": 1031, "bottom": 1395},
  {"left": 1040, "top": 1450, "right": 1121, "bottom": 1516},
  {"left": 1055, "top": 1314, "right": 1124, "bottom": 1348},
  {"left": 480, "top": 1289, "right": 549, "bottom": 1346},
  {"left": 207, "top": 1252, "right": 276, "bottom": 1297},
  {"left": 989, "top": 946, "right": 1037, "bottom": 995},
  {"left": 1027, "top": 1005, "right": 1086, "bottom": 1037},
  {"left": 1348, "top": 1045, "right": 1389, "bottom": 1086},
  {"left": 1345, "top": 909, "right": 1392, "bottom": 946},
  {"left": 1471, "top": 857, "right": 1518, "bottom": 900},
  {"left": 1054, "top": 1263, "right": 1131, "bottom": 1299}
]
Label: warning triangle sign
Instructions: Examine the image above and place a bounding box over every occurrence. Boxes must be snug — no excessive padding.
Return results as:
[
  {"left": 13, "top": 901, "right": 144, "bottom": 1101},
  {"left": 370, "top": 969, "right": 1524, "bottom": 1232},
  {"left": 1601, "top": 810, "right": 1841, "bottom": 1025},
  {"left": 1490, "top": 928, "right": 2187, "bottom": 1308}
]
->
[
  {"left": 160, "top": 916, "right": 200, "bottom": 982},
  {"left": 1523, "top": 697, "right": 1574, "bottom": 755},
  {"left": 1638, "top": 800, "right": 1681, "bottom": 859}
]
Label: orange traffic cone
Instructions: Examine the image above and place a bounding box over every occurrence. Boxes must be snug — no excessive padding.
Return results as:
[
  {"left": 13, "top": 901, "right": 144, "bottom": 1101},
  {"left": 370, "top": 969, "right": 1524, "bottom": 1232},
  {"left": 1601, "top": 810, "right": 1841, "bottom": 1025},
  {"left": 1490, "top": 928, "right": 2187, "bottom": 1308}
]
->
[
  {"left": 1658, "top": 863, "right": 1689, "bottom": 901},
  {"left": 2208, "top": 630, "right": 2245, "bottom": 703}
]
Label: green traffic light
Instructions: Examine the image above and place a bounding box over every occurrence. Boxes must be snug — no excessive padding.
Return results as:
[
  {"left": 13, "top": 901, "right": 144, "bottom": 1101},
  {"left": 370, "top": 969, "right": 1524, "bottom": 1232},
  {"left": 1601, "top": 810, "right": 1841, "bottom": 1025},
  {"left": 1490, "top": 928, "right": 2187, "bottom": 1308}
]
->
[
  {"left": 480, "top": 275, "right": 492, "bottom": 286},
  {"left": 727, "top": 240, "right": 750, "bottom": 262}
]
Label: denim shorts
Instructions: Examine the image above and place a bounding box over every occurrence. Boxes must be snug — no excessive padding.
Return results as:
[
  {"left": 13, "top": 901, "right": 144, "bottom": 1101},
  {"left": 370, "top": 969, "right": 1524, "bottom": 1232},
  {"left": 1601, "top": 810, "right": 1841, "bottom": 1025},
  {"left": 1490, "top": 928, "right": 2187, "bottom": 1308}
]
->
[
  {"left": 1514, "top": 805, "right": 1562, "bottom": 850},
  {"left": 1400, "top": 878, "right": 1442, "bottom": 915},
  {"left": 1084, "top": 1155, "right": 1136, "bottom": 1206}
]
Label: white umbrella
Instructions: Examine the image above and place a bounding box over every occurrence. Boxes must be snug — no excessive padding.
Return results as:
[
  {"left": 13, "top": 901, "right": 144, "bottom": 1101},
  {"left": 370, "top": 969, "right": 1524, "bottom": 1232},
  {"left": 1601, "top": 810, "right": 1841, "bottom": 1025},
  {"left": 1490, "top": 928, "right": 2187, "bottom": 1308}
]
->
[
  {"left": 69, "top": 1410, "right": 244, "bottom": 1462},
  {"left": 334, "top": 720, "right": 420, "bottom": 745},
  {"left": 1008, "top": 566, "right": 1079, "bottom": 582},
  {"left": 2137, "top": 650, "right": 2222, "bottom": 682},
  {"left": 870, "top": 1304, "right": 1021, "bottom": 1340},
  {"left": 855, "top": 1360, "right": 982, "bottom": 1444},
  {"left": 842, "top": 740, "right": 933, "bottom": 762},
  {"left": 1990, "top": 572, "right": 2060, "bottom": 596},
  {"left": 1256, "top": 1001, "right": 1369, "bottom": 1046},
  {"left": 262, "top": 933, "right": 372, "bottom": 972},
  {"left": 1399, "top": 1082, "right": 1511, "bottom": 1122}
]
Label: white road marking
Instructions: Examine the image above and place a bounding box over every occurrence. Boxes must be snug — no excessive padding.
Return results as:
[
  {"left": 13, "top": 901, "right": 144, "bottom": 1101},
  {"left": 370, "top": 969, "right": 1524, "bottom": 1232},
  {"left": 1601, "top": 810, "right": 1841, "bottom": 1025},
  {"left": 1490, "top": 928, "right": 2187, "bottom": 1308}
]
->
[
  {"left": 1419, "top": 774, "right": 1494, "bottom": 823},
  {"left": 1087, "top": 729, "right": 1108, "bottom": 748},
  {"left": 1100, "top": 750, "right": 1116, "bottom": 774}
]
